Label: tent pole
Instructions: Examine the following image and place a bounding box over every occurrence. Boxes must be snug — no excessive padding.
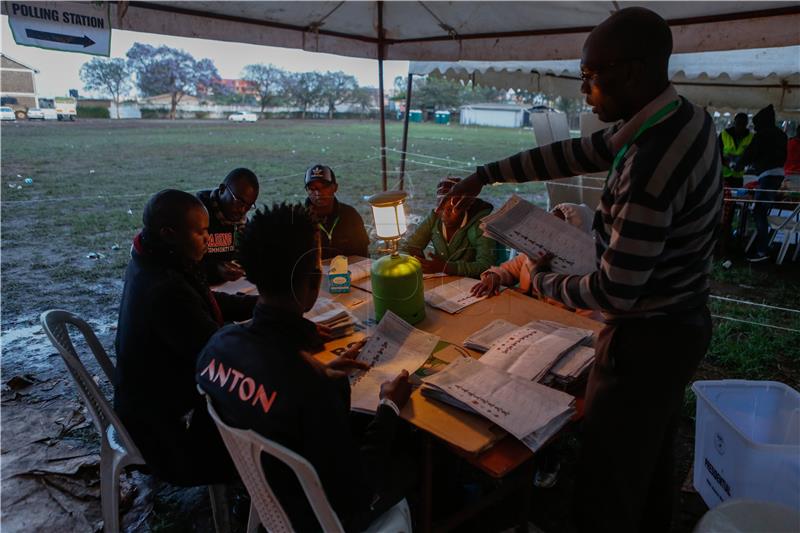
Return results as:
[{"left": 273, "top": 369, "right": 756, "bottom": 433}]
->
[
  {"left": 377, "top": 1, "right": 388, "bottom": 191},
  {"left": 399, "top": 73, "right": 413, "bottom": 190}
]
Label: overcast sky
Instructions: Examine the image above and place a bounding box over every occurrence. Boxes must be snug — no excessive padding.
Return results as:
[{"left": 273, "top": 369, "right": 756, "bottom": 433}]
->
[{"left": 1, "top": 15, "right": 409, "bottom": 98}]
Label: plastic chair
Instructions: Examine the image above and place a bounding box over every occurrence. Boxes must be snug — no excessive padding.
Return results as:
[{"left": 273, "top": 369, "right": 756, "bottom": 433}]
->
[
  {"left": 693, "top": 499, "right": 800, "bottom": 533},
  {"left": 206, "top": 398, "right": 412, "bottom": 533},
  {"left": 40, "top": 310, "right": 231, "bottom": 533},
  {"left": 745, "top": 204, "right": 800, "bottom": 263}
]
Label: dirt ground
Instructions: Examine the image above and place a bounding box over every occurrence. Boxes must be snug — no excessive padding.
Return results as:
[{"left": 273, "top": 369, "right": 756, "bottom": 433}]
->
[{"left": 2, "top": 119, "right": 798, "bottom": 531}]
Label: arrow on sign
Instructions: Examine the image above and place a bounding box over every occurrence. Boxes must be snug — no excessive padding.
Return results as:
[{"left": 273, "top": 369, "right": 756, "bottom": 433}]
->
[{"left": 25, "top": 29, "right": 95, "bottom": 48}]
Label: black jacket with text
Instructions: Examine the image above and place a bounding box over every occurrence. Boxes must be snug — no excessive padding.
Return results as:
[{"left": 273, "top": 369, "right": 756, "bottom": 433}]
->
[{"left": 197, "top": 189, "right": 246, "bottom": 283}]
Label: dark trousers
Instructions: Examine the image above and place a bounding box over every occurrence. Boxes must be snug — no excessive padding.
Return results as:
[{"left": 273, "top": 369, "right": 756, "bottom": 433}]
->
[
  {"left": 753, "top": 174, "right": 785, "bottom": 254},
  {"left": 573, "top": 307, "right": 712, "bottom": 533}
]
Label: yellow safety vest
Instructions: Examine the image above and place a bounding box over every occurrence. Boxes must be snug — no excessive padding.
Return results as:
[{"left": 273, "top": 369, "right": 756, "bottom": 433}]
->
[{"left": 721, "top": 130, "right": 753, "bottom": 178}]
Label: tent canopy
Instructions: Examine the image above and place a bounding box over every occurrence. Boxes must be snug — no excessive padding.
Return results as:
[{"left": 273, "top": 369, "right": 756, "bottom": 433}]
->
[
  {"left": 410, "top": 47, "right": 800, "bottom": 114},
  {"left": 100, "top": 1, "right": 800, "bottom": 61}
]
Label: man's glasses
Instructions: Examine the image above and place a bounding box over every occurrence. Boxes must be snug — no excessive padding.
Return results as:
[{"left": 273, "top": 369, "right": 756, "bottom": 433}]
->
[
  {"left": 579, "top": 58, "right": 644, "bottom": 83},
  {"left": 228, "top": 187, "right": 255, "bottom": 211}
]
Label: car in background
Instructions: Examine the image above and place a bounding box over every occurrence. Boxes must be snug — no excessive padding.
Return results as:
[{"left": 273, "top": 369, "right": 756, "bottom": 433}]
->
[
  {"left": 228, "top": 111, "right": 258, "bottom": 122},
  {"left": 0, "top": 107, "right": 16, "bottom": 121}
]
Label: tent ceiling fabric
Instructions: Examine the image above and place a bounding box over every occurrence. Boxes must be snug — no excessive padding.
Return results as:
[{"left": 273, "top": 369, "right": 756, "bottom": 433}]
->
[
  {"left": 410, "top": 47, "right": 800, "bottom": 114},
  {"left": 109, "top": 1, "right": 800, "bottom": 61}
]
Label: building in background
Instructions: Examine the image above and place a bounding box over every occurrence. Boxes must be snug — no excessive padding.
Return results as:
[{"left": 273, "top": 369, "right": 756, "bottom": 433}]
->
[
  {"left": 197, "top": 78, "right": 258, "bottom": 97},
  {"left": 0, "top": 53, "right": 39, "bottom": 118},
  {"left": 459, "top": 103, "right": 531, "bottom": 128}
]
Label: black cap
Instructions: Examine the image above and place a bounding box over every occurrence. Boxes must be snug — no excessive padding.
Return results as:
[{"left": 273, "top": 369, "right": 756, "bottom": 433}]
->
[{"left": 304, "top": 164, "right": 336, "bottom": 187}]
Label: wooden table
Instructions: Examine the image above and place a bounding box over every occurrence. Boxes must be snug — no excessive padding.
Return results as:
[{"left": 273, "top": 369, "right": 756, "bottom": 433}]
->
[{"left": 216, "top": 265, "right": 603, "bottom": 532}]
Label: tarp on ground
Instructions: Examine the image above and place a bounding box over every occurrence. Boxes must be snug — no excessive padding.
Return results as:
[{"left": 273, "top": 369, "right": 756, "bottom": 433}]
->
[
  {"left": 410, "top": 46, "right": 800, "bottom": 115},
  {"left": 33, "top": 1, "right": 799, "bottom": 61}
]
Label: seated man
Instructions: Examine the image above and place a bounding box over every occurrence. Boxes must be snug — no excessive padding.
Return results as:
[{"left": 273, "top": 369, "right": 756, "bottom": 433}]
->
[
  {"left": 114, "top": 189, "right": 257, "bottom": 485},
  {"left": 304, "top": 164, "right": 370, "bottom": 259},
  {"left": 197, "top": 167, "right": 260, "bottom": 283},
  {"left": 196, "top": 202, "right": 411, "bottom": 532},
  {"left": 401, "top": 177, "right": 497, "bottom": 278}
]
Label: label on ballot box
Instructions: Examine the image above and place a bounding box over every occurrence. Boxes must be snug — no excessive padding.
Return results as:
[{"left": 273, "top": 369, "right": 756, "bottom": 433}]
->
[{"left": 328, "top": 255, "right": 351, "bottom": 293}]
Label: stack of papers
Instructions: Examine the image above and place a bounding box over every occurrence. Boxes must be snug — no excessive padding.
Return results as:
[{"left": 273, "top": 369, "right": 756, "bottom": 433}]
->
[
  {"left": 548, "top": 344, "right": 595, "bottom": 384},
  {"left": 480, "top": 195, "right": 596, "bottom": 275},
  {"left": 425, "top": 277, "right": 502, "bottom": 314},
  {"left": 462, "top": 319, "right": 519, "bottom": 352},
  {"left": 324, "top": 258, "right": 372, "bottom": 282},
  {"left": 304, "top": 297, "right": 359, "bottom": 339},
  {"left": 421, "top": 357, "right": 575, "bottom": 453},
  {"left": 349, "top": 310, "right": 440, "bottom": 413}
]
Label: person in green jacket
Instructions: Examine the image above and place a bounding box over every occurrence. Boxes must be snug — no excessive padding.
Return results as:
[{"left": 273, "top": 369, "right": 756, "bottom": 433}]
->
[{"left": 401, "top": 177, "right": 496, "bottom": 278}]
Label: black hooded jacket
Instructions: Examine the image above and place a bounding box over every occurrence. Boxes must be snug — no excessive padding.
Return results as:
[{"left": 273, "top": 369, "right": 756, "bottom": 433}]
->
[{"left": 739, "top": 105, "right": 788, "bottom": 175}]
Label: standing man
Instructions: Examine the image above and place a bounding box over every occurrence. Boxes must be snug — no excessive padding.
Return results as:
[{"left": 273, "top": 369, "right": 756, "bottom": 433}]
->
[
  {"left": 718, "top": 113, "right": 753, "bottom": 248},
  {"left": 443, "top": 8, "right": 719, "bottom": 532},
  {"left": 197, "top": 167, "right": 260, "bottom": 283},
  {"left": 304, "top": 164, "right": 370, "bottom": 259}
]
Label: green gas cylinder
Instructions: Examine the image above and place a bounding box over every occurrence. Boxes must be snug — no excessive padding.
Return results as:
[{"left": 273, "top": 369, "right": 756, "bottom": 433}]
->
[{"left": 371, "top": 253, "right": 425, "bottom": 325}]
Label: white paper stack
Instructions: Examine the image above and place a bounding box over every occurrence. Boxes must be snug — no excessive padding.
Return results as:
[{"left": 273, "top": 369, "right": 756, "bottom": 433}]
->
[
  {"left": 479, "top": 195, "right": 596, "bottom": 275},
  {"left": 324, "top": 258, "right": 372, "bottom": 282},
  {"left": 421, "top": 357, "right": 575, "bottom": 453},
  {"left": 425, "top": 277, "right": 502, "bottom": 314},
  {"left": 462, "top": 319, "right": 519, "bottom": 352},
  {"left": 349, "top": 310, "right": 440, "bottom": 413},
  {"left": 303, "top": 297, "right": 358, "bottom": 339},
  {"left": 548, "top": 344, "right": 595, "bottom": 384}
]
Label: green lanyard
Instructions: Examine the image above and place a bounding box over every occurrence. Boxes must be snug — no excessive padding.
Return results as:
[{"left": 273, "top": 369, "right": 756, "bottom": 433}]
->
[
  {"left": 608, "top": 99, "right": 680, "bottom": 179},
  {"left": 318, "top": 216, "right": 340, "bottom": 242}
]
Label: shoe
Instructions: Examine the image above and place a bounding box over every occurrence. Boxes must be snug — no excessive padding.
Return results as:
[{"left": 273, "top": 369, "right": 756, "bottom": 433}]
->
[
  {"left": 746, "top": 252, "right": 770, "bottom": 263},
  {"left": 533, "top": 461, "right": 560, "bottom": 488}
]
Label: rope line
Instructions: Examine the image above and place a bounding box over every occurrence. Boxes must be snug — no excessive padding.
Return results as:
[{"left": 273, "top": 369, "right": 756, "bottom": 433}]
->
[
  {"left": 711, "top": 314, "right": 800, "bottom": 334},
  {"left": 709, "top": 295, "right": 800, "bottom": 314}
]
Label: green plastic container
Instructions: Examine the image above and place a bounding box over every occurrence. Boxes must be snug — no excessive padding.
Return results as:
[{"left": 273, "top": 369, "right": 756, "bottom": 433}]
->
[
  {"left": 371, "top": 253, "right": 425, "bottom": 325},
  {"left": 435, "top": 111, "right": 450, "bottom": 124},
  {"left": 409, "top": 110, "right": 423, "bottom": 123}
]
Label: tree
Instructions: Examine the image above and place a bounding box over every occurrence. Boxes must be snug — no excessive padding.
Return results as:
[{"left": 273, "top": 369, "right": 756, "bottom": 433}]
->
[
  {"left": 318, "top": 71, "right": 358, "bottom": 119},
  {"left": 286, "top": 72, "right": 322, "bottom": 119},
  {"left": 351, "top": 87, "right": 375, "bottom": 117},
  {"left": 126, "top": 43, "right": 219, "bottom": 119},
  {"left": 79, "top": 57, "right": 132, "bottom": 119},
  {"left": 241, "top": 63, "right": 285, "bottom": 114},
  {"left": 413, "top": 76, "right": 463, "bottom": 110}
]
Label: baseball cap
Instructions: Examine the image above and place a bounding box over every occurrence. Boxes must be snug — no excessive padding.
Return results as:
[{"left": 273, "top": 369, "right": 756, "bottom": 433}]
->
[{"left": 304, "top": 164, "right": 336, "bottom": 187}]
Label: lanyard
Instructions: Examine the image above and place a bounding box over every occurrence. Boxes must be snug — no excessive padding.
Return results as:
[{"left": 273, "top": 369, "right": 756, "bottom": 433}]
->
[
  {"left": 318, "top": 216, "right": 339, "bottom": 242},
  {"left": 608, "top": 99, "right": 680, "bottom": 179}
]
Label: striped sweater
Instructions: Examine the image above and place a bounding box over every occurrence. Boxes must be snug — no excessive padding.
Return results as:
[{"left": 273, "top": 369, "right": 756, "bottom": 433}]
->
[{"left": 476, "top": 85, "right": 722, "bottom": 320}]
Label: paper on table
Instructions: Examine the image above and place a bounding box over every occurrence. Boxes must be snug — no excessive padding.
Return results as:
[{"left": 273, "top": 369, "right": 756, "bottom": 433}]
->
[
  {"left": 422, "top": 272, "right": 448, "bottom": 279},
  {"left": 462, "top": 319, "right": 519, "bottom": 352},
  {"left": 349, "top": 310, "right": 440, "bottom": 413},
  {"left": 480, "top": 195, "right": 595, "bottom": 275},
  {"left": 425, "top": 277, "right": 500, "bottom": 314},
  {"left": 422, "top": 357, "right": 574, "bottom": 440},
  {"left": 480, "top": 325, "right": 590, "bottom": 382},
  {"left": 549, "top": 345, "right": 595, "bottom": 381},
  {"left": 323, "top": 258, "right": 372, "bottom": 282},
  {"left": 213, "top": 277, "right": 258, "bottom": 296}
]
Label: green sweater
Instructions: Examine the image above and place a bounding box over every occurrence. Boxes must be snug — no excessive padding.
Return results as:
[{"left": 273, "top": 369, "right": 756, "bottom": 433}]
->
[{"left": 401, "top": 200, "right": 497, "bottom": 278}]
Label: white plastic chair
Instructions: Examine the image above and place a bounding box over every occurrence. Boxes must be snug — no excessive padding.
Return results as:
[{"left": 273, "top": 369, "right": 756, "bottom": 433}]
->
[
  {"left": 40, "top": 310, "right": 231, "bottom": 533},
  {"left": 206, "top": 398, "right": 412, "bottom": 533},
  {"left": 746, "top": 204, "right": 800, "bottom": 264}
]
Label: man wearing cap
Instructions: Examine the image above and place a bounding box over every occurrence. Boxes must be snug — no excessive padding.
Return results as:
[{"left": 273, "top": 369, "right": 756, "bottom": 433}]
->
[
  {"left": 304, "top": 164, "right": 370, "bottom": 259},
  {"left": 197, "top": 167, "right": 260, "bottom": 283}
]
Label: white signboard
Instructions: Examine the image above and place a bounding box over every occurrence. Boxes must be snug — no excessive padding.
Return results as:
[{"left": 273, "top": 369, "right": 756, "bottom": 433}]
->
[{"left": 6, "top": 1, "right": 110, "bottom": 56}]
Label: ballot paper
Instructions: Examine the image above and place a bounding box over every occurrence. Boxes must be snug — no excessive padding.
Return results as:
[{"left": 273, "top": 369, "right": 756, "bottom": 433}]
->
[
  {"left": 462, "top": 319, "right": 520, "bottom": 352},
  {"left": 303, "top": 297, "right": 359, "bottom": 339},
  {"left": 421, "top": 357, "right": 575, "bottom": 451},
  {"left": 425, "top": 277, "right": 501, "bottom": 314},
  {"left": 548, "top": 345, "right": 595, "bottom": 383},
  {"left": 480, "top": 195, "right": 595, "bottom": 275},
  {"left": 480, "top": 324, "right": 591, "bottom": 382},
  {"left": 349, "top": 310, "right": 440, "bottom": 413}
]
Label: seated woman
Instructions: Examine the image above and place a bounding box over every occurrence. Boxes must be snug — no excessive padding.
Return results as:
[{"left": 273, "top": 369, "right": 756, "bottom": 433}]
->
[
  {"left": 401, "top": 177, "right": 497, "bottom": 278},
  {"left": 470, "top": 202, "right": 601, "bottom": 320},
  {"left": 113, "top": 189, "right": 257, "bottom": 486}
]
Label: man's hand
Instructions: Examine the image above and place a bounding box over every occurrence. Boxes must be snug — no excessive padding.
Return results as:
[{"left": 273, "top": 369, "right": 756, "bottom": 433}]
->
[
  {"left": 325, "top": 339, "right": 370, "bottom": 379},
  {"left": 530, "top": 252, "right": 554, "bottom": 277},
  {"left": 436, "top": 172, "right": 484, "bottom": 215},
  {"left": 217, "top": 261, "right": 245, "bottom": 282},
  {"left": 379, "top": 370, "right": 412, "bottom": 409},
  {"left": 470, "top": 272, "right": 502, "bottom": 297},
  {"left": 419, "top": 254, "right": 447, "bottom": 274},
  {"left": 316, "top": 324, "right": 334, "bottom": 343}
]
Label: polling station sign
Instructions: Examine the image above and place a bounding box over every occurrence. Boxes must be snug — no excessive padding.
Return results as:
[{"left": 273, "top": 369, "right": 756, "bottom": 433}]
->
[{"left": 5, "top": 1, "right": 110, "bottom": 56}]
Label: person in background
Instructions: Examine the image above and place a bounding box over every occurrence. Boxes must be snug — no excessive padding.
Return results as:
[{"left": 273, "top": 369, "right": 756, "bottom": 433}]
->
[
  {"left": 196, "top": 167, "right": 260, "bottom": 283},
  {"left": 736, "top": 104, "right": 788, "bottom": 262},
  {"left": 718, "top": 113, "right": 753, "bottom": 248},
  {"left": 441, "top": 8, "right": 718, "bottom": 532},
  {"left": 114, "top": 189, "right": 256, "bottom": 485},
  {"left": 305, "top": 164, "right": 370, "bottom": 259},
  {"left": 197, "top": 203, "right": 412, "bottom": 531},
  {"left": 783, "top": 127, "right": 800, "bottom": 190},
  {"left": 401, "top": 177, "right": 496, "bottom": 278},
  {"left": 470, "top": 202, "right": 595, "bottom": 300}
]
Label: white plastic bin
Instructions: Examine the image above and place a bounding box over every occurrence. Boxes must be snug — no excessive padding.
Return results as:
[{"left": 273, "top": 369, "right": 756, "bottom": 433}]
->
[{"left": 692, "top": 380, "right": 800, "bottom": 511}]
